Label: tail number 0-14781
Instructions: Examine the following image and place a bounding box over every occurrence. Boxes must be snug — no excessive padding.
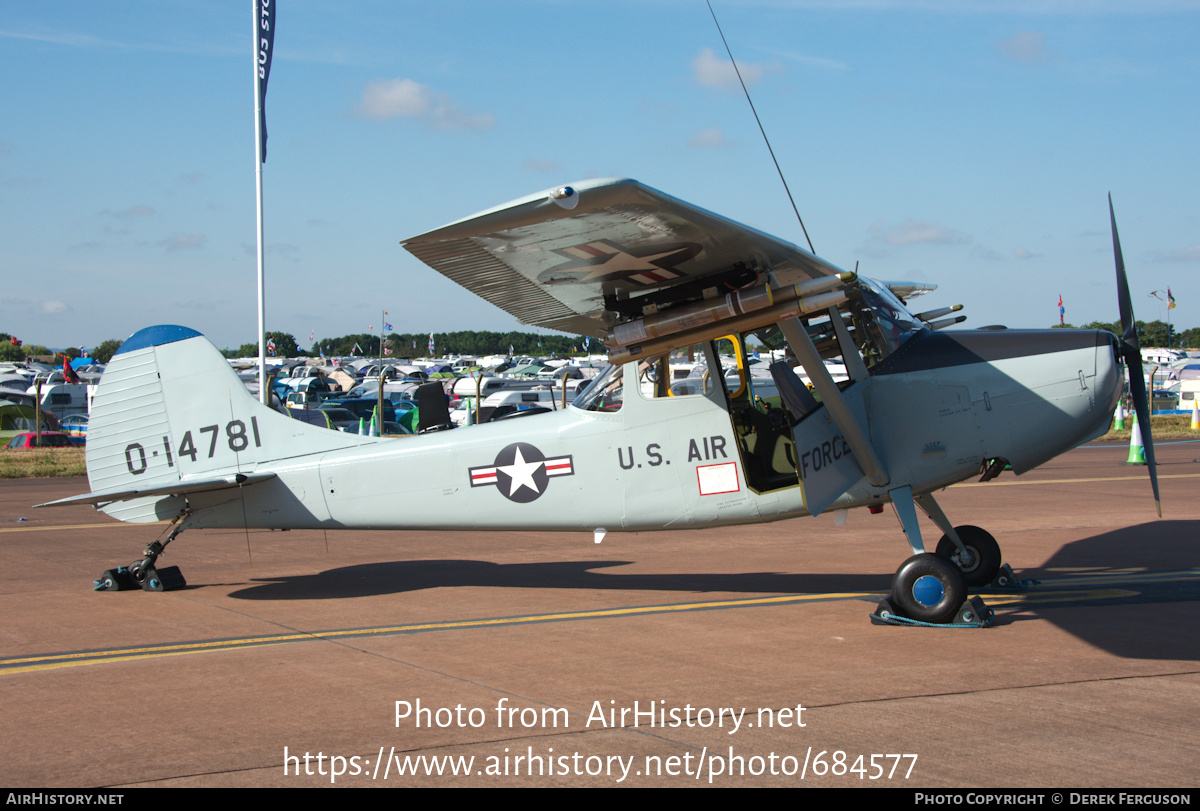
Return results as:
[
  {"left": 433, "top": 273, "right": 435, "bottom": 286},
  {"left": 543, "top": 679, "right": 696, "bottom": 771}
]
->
[{"left": 122, "top": 418, "right": 263, "bottom": 475}]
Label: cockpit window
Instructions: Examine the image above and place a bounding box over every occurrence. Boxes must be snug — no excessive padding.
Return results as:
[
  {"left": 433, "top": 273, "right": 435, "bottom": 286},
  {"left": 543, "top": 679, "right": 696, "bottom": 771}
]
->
[
  {"left": 572, "top": 363, "right": 624, "bottom": 411},
  {"left": 848, "top": 280, "right": 925, "bottom": 365}
]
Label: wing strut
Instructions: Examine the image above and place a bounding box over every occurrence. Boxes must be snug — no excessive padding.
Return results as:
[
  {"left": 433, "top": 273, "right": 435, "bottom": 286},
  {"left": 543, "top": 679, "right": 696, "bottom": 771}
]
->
[{"left": 776, "top": 316, "right": 889, "bottom": 487}]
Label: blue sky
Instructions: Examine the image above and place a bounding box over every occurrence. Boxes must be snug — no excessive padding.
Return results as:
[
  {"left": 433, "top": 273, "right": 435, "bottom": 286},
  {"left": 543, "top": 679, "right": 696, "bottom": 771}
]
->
[{"left": 2, "top": 1, "right": 1197, "bottom": 352}]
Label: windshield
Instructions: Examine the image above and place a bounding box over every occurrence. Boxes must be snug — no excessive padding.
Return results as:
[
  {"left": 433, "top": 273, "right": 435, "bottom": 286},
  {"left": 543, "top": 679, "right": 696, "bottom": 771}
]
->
[
  {"left": 849, "top": 280, "right": 926, "bottom": 364},
  {"left": 572, "top": 364, "right": 624, "bottom": 411}
]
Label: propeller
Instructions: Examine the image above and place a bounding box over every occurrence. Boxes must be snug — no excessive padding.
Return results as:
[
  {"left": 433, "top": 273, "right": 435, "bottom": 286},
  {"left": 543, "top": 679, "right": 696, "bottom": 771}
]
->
[{"left": 1109, "top": 193, "right": 1161, "bottom": 516}]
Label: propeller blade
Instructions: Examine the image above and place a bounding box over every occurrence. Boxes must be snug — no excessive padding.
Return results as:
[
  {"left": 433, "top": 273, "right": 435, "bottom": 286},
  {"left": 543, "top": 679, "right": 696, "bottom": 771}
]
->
[{"left": 1109, "top": 194, "right": 1160, "bottom": 516}]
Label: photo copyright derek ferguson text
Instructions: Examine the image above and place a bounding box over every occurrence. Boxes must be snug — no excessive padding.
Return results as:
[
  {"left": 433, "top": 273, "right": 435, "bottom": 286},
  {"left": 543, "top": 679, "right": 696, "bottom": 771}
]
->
[{"left": 282, "top": 698, "right": 919, "bottom": 784}]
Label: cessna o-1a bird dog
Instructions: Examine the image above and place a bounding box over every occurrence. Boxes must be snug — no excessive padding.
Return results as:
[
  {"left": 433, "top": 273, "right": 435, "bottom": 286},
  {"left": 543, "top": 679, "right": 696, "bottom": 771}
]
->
[{"left": 43, "top": 179, "right": 1159, "bottom": 625}]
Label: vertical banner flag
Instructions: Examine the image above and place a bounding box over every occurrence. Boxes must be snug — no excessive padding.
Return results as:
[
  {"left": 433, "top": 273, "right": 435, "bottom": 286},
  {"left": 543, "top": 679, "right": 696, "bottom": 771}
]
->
[
  {"left": 1168, "top": 288, "right": 1177, "bottom": 310},
  {"left": 255, "top": 0, "right": 276, "bottom": 162},
  {"left": 1058, "top": 294, "right": 1064, "bottom": 325}
]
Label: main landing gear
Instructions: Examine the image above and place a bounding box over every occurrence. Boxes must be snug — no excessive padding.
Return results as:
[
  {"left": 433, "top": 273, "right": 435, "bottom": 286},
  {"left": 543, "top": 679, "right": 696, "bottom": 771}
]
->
[
  {"left": 871, "top": 488, "right": 1019, "bottom": 627},
  {"left": 94, "top": 526, "right": 187, "bottom": 592}
]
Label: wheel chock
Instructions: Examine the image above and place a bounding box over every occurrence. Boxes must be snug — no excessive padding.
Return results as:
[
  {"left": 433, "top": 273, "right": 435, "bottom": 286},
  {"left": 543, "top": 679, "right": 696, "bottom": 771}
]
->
[
  {"left": 94, "top": 567, "right": 135, "bottom": 591},
  {"left": 954, "top": 596, "right": 993, "bottom": 626},
  {"left": 870, "top": 595, "right": 993, "bottom": 628},
  {"left": 990, "top": 564, "right": 1031, "bottom": 590},
  {"left": 138, "top": 565, "right": 187, "bottom": 592}
]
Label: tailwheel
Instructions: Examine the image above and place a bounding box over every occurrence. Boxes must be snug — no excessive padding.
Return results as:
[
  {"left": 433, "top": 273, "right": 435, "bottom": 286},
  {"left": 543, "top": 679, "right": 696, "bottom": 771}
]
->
[
  {"left": 94, "top": 532, "right": 188, "bottom": 592},
  {"left": 934, "top": 525, "right": 1002, "bottom": 588},
  {"left": 890, "top": 553, "right": 967, "bottom": 624}
]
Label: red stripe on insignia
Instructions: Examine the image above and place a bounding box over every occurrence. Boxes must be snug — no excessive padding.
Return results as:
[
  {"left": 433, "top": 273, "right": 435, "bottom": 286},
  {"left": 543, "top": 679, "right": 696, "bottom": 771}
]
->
[
  {"left": 568, "top": 243, "right": 607, "bottom": 258},
  {"left": 471, "top": 468, "right": 497, "bottom": 485}
]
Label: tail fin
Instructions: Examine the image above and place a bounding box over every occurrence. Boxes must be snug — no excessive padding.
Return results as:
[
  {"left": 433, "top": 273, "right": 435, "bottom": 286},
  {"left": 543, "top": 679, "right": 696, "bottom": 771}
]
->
[{"left": 84, "top": 325, "right": 374, "bottom": 522}]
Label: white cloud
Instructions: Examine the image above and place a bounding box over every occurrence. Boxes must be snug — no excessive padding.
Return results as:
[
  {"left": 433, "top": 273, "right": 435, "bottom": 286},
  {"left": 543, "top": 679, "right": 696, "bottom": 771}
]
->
[
  {"left": 524, "top": 159, "right": 563, "bottom": 173},
  {"left": 871, "top": 218, "right": 968, "bottom": 247},
  {"left": 160, "top": 233, "right": 206, "bottom": 251},
  {"left": 359, "top": 78, "right": 431, "bottom": 119},
  {"left": 757, "top": 47, "right": 849, "bottom": 72},
  {"left": 1014, "top": 245, "right": 1037, "bottom": 259},
  {"left": 104, "top": 205, "right": 155, "bottom": 219},
  {"left": 689, "top": 127, "right": 732, "bottom": 149},
  {"left": 997, "top": 31, "right": 1052, "bottom": 63},
  {"left": 693, "top": 47, "right": 766, "bottom": 90},
  {"left": 357, "top": 78, "right": 494, "bottom": 131},
  {"left": 41, "top": 300, "right": 68, "bottom": 314},
  {"left": 1155, "top": 245, "right": 1200, "bottom": 262}
]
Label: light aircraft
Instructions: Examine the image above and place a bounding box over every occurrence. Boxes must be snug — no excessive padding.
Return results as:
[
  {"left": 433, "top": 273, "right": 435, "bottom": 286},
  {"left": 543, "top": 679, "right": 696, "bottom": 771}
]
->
[{"left": 41, "top": 179, "right": 1159, "bottom": 625}]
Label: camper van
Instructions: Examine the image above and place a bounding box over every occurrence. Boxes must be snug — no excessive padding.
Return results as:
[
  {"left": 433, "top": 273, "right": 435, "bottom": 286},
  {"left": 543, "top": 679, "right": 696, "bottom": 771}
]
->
[{"left": 27, "top": 383, "right": 90, "bottom": 422}]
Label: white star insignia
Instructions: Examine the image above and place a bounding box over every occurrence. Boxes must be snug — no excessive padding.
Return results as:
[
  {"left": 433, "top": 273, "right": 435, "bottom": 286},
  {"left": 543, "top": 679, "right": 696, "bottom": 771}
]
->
[{"left": 498, "top": 446, "right": 544, "bottom": 497}]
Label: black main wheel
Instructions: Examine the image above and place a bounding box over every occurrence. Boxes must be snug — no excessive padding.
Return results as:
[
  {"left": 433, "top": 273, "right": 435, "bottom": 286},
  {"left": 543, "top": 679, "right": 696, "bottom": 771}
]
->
[
  {"left": 891, "top": 553, "right": 967, "bottom": 624},
  {"left": 935, "top": 525, "right": 1001, "bottom": 588}
]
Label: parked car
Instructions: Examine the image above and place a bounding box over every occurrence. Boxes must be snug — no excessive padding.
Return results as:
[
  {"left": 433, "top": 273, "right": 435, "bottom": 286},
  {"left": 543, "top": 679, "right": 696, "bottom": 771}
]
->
[
  {"left": 6, "top": 431, "right": 74, "bottom": 449},
  {"left": 320, "top": 398, "right": 399, "bottom": 423},
  {"left": 59, "top": 414, "right": 89, "bottom": 445}
]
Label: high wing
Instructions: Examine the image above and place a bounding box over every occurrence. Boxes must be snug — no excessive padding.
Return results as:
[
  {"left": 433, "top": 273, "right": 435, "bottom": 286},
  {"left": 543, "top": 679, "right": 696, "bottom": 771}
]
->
[{"left": 402, "top": 177, "right": 849, "bottom": 338}]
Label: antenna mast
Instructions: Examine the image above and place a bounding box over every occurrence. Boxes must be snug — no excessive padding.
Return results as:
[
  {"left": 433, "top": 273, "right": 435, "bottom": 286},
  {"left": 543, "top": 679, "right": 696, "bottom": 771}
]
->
[{"left": 706, "top": 0, "right": 816, "bottom": 255}]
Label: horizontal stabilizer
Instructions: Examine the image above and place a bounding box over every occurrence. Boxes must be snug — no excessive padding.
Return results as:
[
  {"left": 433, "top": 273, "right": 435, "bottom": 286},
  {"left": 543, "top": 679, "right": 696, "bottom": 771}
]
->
[{"left": 36, "top": 472, "right": 276, "bottom": 509}]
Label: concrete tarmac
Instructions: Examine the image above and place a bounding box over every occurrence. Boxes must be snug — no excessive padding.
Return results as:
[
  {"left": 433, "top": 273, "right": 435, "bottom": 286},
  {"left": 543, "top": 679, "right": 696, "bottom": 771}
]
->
[{"left": 1, "top": 441, "right": 1197, "bottom": 788}]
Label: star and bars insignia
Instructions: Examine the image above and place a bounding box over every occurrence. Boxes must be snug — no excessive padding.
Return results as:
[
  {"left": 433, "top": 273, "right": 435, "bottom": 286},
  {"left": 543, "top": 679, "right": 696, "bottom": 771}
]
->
[
  {"left": 469, "top": 442, "right": 575, "bottom": 503},
  {"left": 537, "top": 239, "right": 701, "bottom": 288}
]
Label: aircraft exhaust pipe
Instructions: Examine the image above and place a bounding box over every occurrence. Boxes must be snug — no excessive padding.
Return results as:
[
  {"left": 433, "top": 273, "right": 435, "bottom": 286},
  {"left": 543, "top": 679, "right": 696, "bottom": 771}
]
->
[
  {"left": 607, "top": 286, "right": 856, "bottom": 365},
  {"left": 913, "top": 304, "right": 963, "bottom": 323},
  {"left": 607, "top": 271, "right": 855, "bottom": 351},
  {"left": 925, "top": 315, "right": 967, "bottom": 331}
]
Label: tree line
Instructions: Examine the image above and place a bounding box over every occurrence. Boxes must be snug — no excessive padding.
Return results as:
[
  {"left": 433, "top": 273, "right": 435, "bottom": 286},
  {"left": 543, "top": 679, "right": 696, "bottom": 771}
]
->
[
  {"left": 230, "top": 330, "right": 599, "bottom": 360},
  {"left": 1051, "top": 320, "right": 1199, "bottom": 349},
  {"left": 2, "top": 319, "right": 1196, "bottom": 368}
]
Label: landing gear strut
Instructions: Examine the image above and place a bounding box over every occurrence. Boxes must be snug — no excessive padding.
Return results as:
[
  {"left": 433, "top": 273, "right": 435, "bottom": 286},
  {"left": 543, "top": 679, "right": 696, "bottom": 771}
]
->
[
  {"left": 871, "top": 488, "right": 994, "bottom": 626},
  {"left": 94, "top": 526, "right": 188, "bottom": 592}
]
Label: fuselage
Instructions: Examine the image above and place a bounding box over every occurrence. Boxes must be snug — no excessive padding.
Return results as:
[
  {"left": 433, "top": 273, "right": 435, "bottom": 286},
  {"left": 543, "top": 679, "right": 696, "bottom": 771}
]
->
[{"left": 153, "top": 327, "right": 1121, "bottom": 536}]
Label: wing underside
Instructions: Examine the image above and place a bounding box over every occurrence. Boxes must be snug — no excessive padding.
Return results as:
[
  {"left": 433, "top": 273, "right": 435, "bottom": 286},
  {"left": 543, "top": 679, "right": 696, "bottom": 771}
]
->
[{"left": 403, "top": 178, "right": 848, "bottom": 337}]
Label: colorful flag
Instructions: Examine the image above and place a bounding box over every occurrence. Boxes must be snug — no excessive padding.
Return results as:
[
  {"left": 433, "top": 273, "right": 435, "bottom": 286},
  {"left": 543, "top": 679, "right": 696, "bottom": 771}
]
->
[
  {"left": 254, "top": 0, "right": 276, "bottom": 163},
  {"left": 267, "top": 337, "right": 276, "bottom": 356},
  {"left": 428, "top": 333, "right": 435, "bottom": 354},
  {"left": 1058, "top": 294, "right": 1064, "bottom": 325},
  {"left": 384, "top": 322, "right": 393, "bottom": 331},
  {"left": 1168, "top": 288, "right": 1177, "bottom": 310}
]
